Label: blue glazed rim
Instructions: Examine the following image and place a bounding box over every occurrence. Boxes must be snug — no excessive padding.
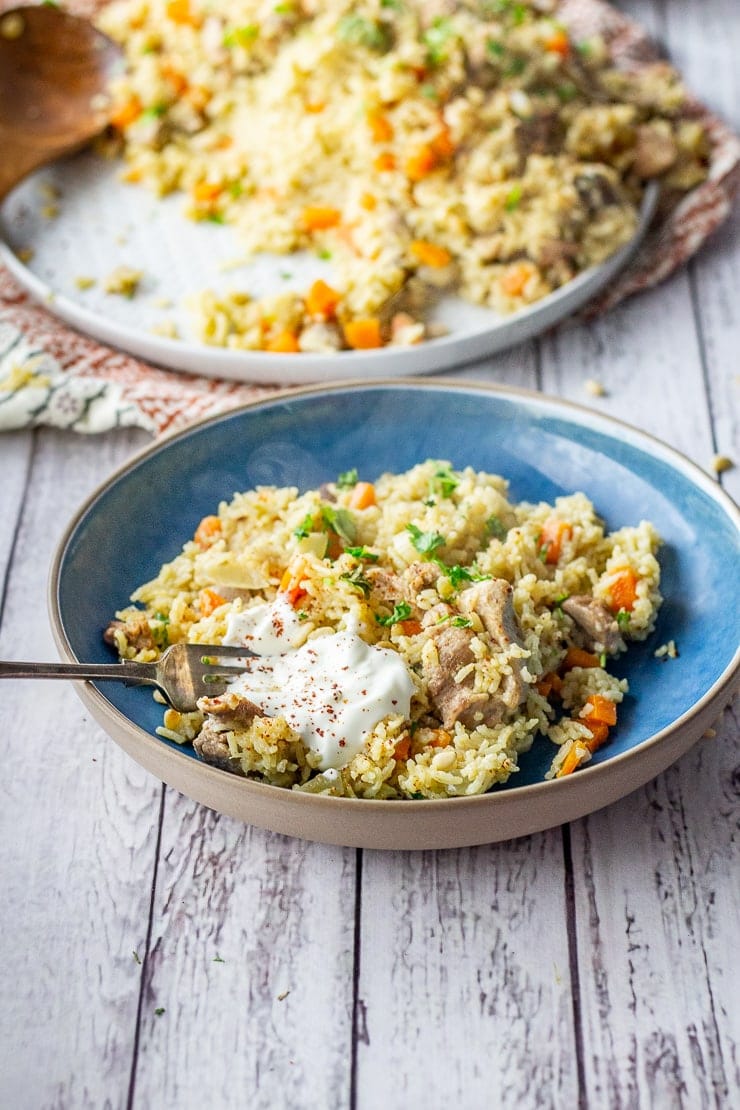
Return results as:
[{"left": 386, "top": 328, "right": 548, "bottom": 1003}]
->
[{"left": 49, "top": 379, "right": 740, "bottom": 810}]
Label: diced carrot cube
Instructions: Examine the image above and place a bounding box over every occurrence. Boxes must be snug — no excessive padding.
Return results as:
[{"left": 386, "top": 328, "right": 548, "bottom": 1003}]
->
[
  {"left": 500, "top": 263, "right": 536, "bottom": 298},
  {"left": 410, "top": 240, "right": 452, "bottom": 268},
  {"left": 266, "top": 330, "right": 301, "bottom": 353},
  {"left": 544, "top": 28, "right": 570, "bottom": 57},
  {"left": 398, "top": 619, "right": 423, "bottom": 637},
  {"left": 301, "top": 206, "right": 341, "bottom": 231},
  {"left": 367, "top": 110, "right": 394, "bottom": 143},
  {"left": 373, "top": 152, "right": 396, "bottom": 172},
  {"left": 199, "top": 587, "right": 227, "bottom": 617},
  {"left": 394, "top": 736, "right": 411, "bottom": 761},
  {"left": 305, "top": 279, "right": 341, "bottom": 319},
  {"left": 194, "top": 515, "right": 222, "bottom": 548},
  {"left": 608, "top": 568, "right": 639, "bottom": 612},
  {"left": 348, "top": 481, "right": 376, "bottom": 510},
  {"left": 110, "top": 97, "right": 142, "bottom": 130},
  {"left": 344, "top": 318, "right": 383, "bottom": 349},
  {"left": 404, "top": 144, "right": 437, "bottom": 181},
  {"left": 540, "top": 517, "right": 572, "bottom": 564},
  {"left": 584, "top": 695, "right": 617, "bottom": 726},
  {"left": 562, "top": 647, "right": 600, "bottom": 670}
]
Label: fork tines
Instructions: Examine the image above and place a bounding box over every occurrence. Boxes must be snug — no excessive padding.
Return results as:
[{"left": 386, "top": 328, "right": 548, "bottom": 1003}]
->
[{"left": 195, "top": 644, "right": 257, "bottom": 659}]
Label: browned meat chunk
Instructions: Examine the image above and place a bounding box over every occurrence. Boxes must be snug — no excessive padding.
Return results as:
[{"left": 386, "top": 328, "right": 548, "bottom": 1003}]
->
[
  {"left": 537, "top": 238, "right": 579, "bottom": 268},
  {"left": 103, "top": 617, "right": 156, "bottom": 654},
  {"left": 403, "top": 562, "right": 441, "bottom": 594},
  {"left": 193, "top": 692, "right": 262, "bottom": 772},
  {"left": 423, "top": 624, "right": 502, "bottom": 730},
  {"left": 575, "top": 171, "right": 624, "bottom": 213},
  {"left": 516, "top": 112, "right": 563, "bottom": 163},
  {"left": 458, "top": 578, "right": 528, "bottom": 712},
  {"left": 633, "top": 124, "right": 678, "bottom": 178},
  {"left": 562, "top": 595, "right": 625, "bottom": 654}
]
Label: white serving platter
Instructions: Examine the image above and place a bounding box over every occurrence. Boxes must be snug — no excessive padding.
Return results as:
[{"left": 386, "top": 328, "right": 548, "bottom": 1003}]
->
[{"left": 0, "top": 151, "right": 657, "bottom": 384}]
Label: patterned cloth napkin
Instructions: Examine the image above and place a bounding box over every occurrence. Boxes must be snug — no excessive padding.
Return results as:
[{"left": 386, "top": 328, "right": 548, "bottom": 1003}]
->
[{"left": 1, "top": 0, "right": 738, "bottom": 436}]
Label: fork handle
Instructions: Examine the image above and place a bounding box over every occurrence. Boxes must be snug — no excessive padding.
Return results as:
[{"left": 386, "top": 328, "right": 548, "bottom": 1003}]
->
[{"left": 0, "top": 659, "right": 156, "bottom": 685}]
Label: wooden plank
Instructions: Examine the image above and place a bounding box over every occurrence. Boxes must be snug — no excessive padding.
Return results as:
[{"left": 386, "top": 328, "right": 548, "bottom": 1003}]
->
[
  {"left": 356, "top": 834, "right": 579, "bottom": 1108},
  {"left": 0, "top": 427, "right": 161, "bottom": 1108},
  {"left": 0, "top": 431, "right": 32, "bottom": 591},
  {"left": 130, "top": 793, "right": 357, "bottom": 1109},
  {"left": 661, "top": 0, "right": 740, "bottom": 502},
  {"left": 447, "top": 339, "right": 539, "bottom": 390},
  {"left": 569, "top": 699, "right": 740, "bottom": 1107}
]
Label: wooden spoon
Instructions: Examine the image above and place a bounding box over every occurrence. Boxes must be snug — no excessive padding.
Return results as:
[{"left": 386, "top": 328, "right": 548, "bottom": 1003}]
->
[{"left": 0, "top": 5, "right": 121, "bottom": 202}]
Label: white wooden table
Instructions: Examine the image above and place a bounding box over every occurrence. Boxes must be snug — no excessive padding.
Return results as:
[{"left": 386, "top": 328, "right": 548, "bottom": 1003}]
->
[{"left": 1, "top": 2, "right": 738, "bottom": 1106}]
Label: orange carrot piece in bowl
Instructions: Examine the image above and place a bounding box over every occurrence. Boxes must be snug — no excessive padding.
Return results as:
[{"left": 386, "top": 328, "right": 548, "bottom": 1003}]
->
[
  {"left": 348, "top": 481, "right": 376, "bottom": 509},
  {"left": 608, "top": 568, "right": 639, "bottom": 612},
  {"left": 344, "top": 318, "right": 382, "bottom": 349},
  {"left": 194, "top": 515, "right": 222, "bottom": 548}
]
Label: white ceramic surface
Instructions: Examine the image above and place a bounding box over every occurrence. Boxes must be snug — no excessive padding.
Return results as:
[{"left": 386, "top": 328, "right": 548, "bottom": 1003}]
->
[{"left": 0, "top": 151, "right": 657, "bottom": 384}]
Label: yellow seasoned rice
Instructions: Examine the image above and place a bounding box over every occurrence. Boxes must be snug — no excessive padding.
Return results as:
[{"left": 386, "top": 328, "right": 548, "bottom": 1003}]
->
[
  {"left": 96, "top": 0, "right": 708, "bottom": 352},
  {"left": 107, "top": 461, "right": 662, "bottom": 797}
]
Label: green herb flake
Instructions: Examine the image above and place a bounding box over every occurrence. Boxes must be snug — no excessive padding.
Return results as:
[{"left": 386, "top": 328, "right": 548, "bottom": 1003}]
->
[
  {"left": 556, "top": 82, "right": 578, "bottom": 103},
  {"left": 337, "top": 467, "right": 359, "bottom": 488},
  {"left": 431, "top": 463, "right": 459, "bottom": 499},
  {"left": 223, "top": 23, "right": 260, "bottom": 48},
  {"left": 422, "top": 16, "right": 456, "bottom": 65},
  {"left": 142, "top": 103, "right": 168, "bottom": 119},
  {"left": 406, "top": 523, "right": 446, "bottom": 557},
  {"left": 576, "top": 39, "right": 593, "bottom": 57},
  {"left": 505, "top": 183, "right": 522, "bottom": 211},
  {"left": 506, "top": 55, "right": 527, "bottom": 77},
  {"left": 616, "top": 608, "right": 631, "bottom": 630},
  {"left": 381, "top": 0, "right": 403, "bottom": 9},
  {"left": 441, "top": 563, "right": 491, "bottom": 589},
  {"left": 229, "top": 181, "right": 244, "bottom": 198},
  {"left": 293, "top": 513, "right": 316, "bottom": 540},
  {"left": 486, "top": 39, "right": 505, "bottom": 59},
  {"left": 213, "top": 954, "right": 225, "bottom": 963},
  {"left": 345, "top": 546, "right": 380, "bottom": 561},
  {"left": 376, "top": 602, "right": 413, "bottom": 627},
  {"left": 553, "top": 593, "right": 569, "bottom": 612},
  {"left": 337, "top": 13, "right": 391, "bottom": 52},
  {"left": 599, "top": 652, "right": 607, "bottom": 668},
  {"left": 321, "top": 505, "right": 357, "bottom": 545},
  {"left": 420, "top": 83, "right": 440, "bottom": 102},
  {"left": 206, "top": 212, "right": 225, "bottom": 224},
  {"left": 154, "top": 1007, "right": 166, "bottom": 1017},
  {"left": 451, "top": 616, "right": 473, "bottom": 628},
  {"left": 317, "top": 248, "right": 333, "bottom": 260},
  {"left": 486, "top": 515, "right": 507, "bottom": 541},
  {"left": 340, "top": 566, "right": 372, "bottom": 596},
  {"left": 132, "top": 950, "right": 142, "bottom": 964}
]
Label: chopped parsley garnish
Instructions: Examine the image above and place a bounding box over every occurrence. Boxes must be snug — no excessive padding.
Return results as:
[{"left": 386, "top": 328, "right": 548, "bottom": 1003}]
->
[
  {"left": 213, "top": 954, "right": 225, "bottom": 963},
  {"left": 440, "top": 563, "right": 491, "bottom": 589},
  {"left": 337, "top": 468, "right": 359, "bottom": 488},
  {"left": 345, "top": 545, "right": 379, "bottom": 561},
  {"left": 376, "top": 602, "right": 413, "bottom": 626},
  {"left": 505, "top": 183, "right": 522, "bottom": 211},
  {"left": 321, "top": 505, "right": 357, "bottom": 544},
  {"left": 293, "top": 513, "right": 316, "bottom": 540},
  {"left": 422, "top": 16, "right": 456, "bottom": 65},
  {"left": 229, "top": 181, "right": 244, "bottom": 198},
  {"left": 451, "top": 616, "right": 473, "bottom": 628},
  {"left": 486, "top": 39, "right": 505, "bottom": 59},
  {"left": 486, "top": 515, "right": 507, "bottom": 541},
  {"left": 553, "top": 593, "right": 569, "bottom": 612},
  {"left": 317, "top": 248, "right": 333, "bottom": 260},
  {"left": 430, "top": 463, "right": 459, "bottom": 499},
  {"left": 154, "top": 1007, "right": 166, "bottom": 1017},
  {"left": 297, "top": 610, "right": 309, "bottom": 621},
  {"left": 142, "top": 103, "right": 168, "bottom": 119},
  {"left": 340, "top": 566, "right": 372, "bottom": 596},
  {"left": 337, "top": 14, "right": 391, "bottom": 52},
  {"left": 616, "top": 608, "right": 631, "bottom": 630},
  {"left": 223, "top": 24, "right": 260, "bottom": 47},
  {"left": 381, "top": 0, "right": 403, "bottom": 9},
  {"left": 406, "top": 523, "right": 446, "bottom": 557},
  {"left": 206, "top": 213, "right": 225, "bottom": 224},
  {"left": 599, "top": 652, "right": 607, "bottom": 668},
  {"left": 420, "top": 83, "right": 440, "bottom": 102},
  {"left": 556, "top": 82, "right": 578, "bottom": 103},
  {"left": 132, "top": 950, "right": 141, "bottom": 964},
  {"left": 506, "top": 55, "right": 527, "bottom": 77}
]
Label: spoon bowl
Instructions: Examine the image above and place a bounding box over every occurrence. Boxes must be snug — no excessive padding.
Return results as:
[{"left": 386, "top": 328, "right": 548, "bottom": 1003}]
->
[{"left": 0, "top": 5, "right": 121, "bottom": 200}]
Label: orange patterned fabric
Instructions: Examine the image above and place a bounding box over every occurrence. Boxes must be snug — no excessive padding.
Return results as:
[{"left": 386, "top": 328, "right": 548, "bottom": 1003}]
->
[{"left": 0, "top": 0, "right": 737, "bottom": 435}]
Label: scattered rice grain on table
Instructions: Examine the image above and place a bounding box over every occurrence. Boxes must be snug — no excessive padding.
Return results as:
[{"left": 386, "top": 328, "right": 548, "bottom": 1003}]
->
[
  {"left": 106, "top": 461, "right": 663, "bottom": 797},
  {"left": 96, "top": 0, "right": 709, "bottom": 353}
]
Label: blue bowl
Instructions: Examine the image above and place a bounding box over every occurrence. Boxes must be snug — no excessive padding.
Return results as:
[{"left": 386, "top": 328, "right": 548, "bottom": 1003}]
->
[{"left": 49, "top": 381, "right": 740, "bottom": 847}]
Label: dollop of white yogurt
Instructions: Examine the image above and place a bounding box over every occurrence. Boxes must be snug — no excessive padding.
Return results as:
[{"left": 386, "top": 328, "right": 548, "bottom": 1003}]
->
[{"left": 222, "top": 603, "right": 414, "bottom": 770}]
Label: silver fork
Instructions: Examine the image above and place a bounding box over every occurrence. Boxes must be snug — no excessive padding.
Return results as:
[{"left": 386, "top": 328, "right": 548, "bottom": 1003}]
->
[{"left": 0, "top": 643, "right": 253, "bottom": 711}]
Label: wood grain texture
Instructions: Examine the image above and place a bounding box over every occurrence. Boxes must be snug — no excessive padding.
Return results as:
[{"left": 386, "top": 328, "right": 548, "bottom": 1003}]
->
[
  {"left": 356, "top": 834, "right": 579, "bottom": 1109},
  {"left": 0, "top": 428, "right": 160, "bottom": 1109},
  {"left": 130, "top": 792, "right": 357, "bottom": 1109},
  {"left": 570, "top": 700, "right": 740, "bottom": 1108},
  {"left": 0, "top": 431, "right": 32, "bottom": 591}
]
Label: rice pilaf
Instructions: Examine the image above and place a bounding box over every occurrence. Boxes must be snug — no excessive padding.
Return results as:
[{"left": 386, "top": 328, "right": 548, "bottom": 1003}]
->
[
  {"left": 97, "top": 0, "right": 709, "bottom": 352},
  {"left": 105, "top": 461, "right": 662, "bottom": 797}
]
